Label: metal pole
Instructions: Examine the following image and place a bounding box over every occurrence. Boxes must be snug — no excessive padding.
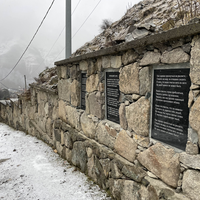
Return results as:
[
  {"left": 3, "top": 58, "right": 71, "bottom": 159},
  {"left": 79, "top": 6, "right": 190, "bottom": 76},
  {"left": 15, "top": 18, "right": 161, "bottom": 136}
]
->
[
  {"left": 66, "top": 0, "right": 71, "bottom": 59},
  {"left": 24, "top": 75, "right": 27, "bottom": 91}
]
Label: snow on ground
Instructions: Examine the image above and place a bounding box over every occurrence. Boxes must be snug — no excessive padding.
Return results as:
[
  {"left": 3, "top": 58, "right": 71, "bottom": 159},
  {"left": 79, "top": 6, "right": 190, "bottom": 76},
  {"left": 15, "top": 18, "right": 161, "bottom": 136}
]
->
[{"left": 0, "top": 123, "right": 111, "bottom": 200}]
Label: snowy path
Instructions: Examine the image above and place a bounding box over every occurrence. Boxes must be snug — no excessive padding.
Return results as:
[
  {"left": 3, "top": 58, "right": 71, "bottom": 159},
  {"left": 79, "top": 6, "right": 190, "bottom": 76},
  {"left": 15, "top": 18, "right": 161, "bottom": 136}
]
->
[{"left": 0, "top": 123, "right": 111, "bottom": 200}]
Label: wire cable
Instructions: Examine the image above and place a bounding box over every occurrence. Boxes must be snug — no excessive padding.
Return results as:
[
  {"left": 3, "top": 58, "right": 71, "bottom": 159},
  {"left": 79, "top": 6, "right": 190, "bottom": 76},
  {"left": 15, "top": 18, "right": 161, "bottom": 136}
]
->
[
  {"left": 0, "top": 0, "right": 56, "bottom": 82},
  {"left": 0, "top": 82, "right": 9, "bottom": 89},
  {"left": 0, "top": 82, "right": 22, "bottom": 91},
  {"left": 72, "top": 0, "right": 82, "bottom": 15},
  {"left": 72, "top": 0, "right": 102, "bottom": 38},
  {"left": 44, "top": 0, "right": 82, "bottom": 59},
  {"left": 54, "top": 0, "right": 102, "bottom": 61},
  {"left": 44, "top": 26, "right": 65, "bottom": 58}
]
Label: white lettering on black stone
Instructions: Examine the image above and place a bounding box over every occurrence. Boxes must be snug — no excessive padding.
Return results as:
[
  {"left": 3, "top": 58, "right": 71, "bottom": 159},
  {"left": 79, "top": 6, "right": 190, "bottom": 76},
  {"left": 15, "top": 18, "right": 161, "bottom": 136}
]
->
[
  {"left": 151, "top": 68, "right": 190, "bottom": 150},
  {"left": 81, "top": 73, "right": 87, "bottom": 110},
  {"left": 106, "top": 72, "right": 120, "bottom": 123}
]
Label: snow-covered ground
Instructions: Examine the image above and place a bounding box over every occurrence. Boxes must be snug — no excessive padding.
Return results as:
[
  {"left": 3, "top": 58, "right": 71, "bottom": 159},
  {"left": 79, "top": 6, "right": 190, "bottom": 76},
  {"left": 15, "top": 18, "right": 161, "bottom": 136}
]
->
[{"left": 0, "top": 123, "right": 111, "bottom": 200}]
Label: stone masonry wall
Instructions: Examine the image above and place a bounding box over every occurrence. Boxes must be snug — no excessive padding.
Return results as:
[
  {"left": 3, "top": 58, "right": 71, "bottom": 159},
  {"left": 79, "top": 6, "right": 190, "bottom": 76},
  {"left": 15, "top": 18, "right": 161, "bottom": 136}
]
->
[{"left": 2, "top": 26, "right": 200, "bottom": 200}]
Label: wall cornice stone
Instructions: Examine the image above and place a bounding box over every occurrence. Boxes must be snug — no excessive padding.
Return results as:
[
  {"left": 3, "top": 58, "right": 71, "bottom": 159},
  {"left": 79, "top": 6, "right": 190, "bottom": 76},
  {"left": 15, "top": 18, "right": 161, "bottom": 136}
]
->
[
  {"left": 55, "top": 22, "right": 200, "bottom": 66},
  {"left": 30, "top": 84, "right": 58, "bottom": 95}
]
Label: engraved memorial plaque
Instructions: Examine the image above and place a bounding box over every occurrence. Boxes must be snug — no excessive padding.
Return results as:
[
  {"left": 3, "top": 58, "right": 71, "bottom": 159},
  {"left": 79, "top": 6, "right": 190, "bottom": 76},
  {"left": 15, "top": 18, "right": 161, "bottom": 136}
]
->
[
  {"left": 106, "top": 72, "right": 120, "bottom": 123},
  {"left": 81, "top": 73, "right": 87, "bottom": 110},
  {"left": 151, "top": 68, "right": 191, "bottom": 150}
]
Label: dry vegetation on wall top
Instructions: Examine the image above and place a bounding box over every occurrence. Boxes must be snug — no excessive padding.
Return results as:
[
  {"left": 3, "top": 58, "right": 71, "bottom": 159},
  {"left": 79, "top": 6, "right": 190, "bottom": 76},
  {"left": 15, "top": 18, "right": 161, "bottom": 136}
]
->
[
  {"left": 19, "top": 89, "right": 31, "bottom": 101},
  {"left": 32, "top": 66, "right": 58, "bottom": 90},
  {"left": 72, "top": 0, "right": 200, "bottom": 57},
  {"left": 176, "top": 0, "right": 200, "bottom": 24}
]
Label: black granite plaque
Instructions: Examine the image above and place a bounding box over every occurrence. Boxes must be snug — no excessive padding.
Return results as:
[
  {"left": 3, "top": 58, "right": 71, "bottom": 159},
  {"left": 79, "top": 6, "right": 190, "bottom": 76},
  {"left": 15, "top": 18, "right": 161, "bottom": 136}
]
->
[
  {"left": 81, "top": 73, "right": 87, "bottom": 110},
  {"left": 106, "top": 72, "right": 120, "bottom": 123},
  {"left": 151, "top": 68, "right": 191, "bottom": 150}
]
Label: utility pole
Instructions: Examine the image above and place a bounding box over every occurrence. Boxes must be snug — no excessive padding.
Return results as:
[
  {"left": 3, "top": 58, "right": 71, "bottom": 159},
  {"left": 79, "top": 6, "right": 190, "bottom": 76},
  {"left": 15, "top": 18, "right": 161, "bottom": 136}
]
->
[
  {"left": 66, "top": 0, "right": 71, "bottom": 59},
  {"left": 24, "top": 75, "right": 27, "bottom": 91}
]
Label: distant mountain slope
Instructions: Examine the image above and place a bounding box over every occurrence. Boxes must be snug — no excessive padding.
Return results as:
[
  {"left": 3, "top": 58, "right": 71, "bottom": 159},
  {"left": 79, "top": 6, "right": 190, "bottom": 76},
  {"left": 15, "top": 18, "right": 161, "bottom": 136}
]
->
[{"left": 0, "top": 38, "right": 47, "bottom": 89}]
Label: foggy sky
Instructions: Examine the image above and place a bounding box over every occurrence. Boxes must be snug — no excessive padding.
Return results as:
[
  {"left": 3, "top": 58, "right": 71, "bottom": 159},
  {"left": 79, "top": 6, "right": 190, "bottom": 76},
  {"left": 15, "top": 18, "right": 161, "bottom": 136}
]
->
[{"left": 0, "top": 0, "right": 140, "bottom": 88}]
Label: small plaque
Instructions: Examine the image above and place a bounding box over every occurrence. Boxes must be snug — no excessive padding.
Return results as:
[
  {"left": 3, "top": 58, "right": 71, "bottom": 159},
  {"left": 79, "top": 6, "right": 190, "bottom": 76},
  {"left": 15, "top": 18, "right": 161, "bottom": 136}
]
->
[
  {"left": 81, "top": 73, "right": 87, "bottom": 110},
  {"left": 151, "top": 68, "right": 191, "bottom": 150},
  {"left": 106, "top": 72, "right": 120, "bottom": 123}
]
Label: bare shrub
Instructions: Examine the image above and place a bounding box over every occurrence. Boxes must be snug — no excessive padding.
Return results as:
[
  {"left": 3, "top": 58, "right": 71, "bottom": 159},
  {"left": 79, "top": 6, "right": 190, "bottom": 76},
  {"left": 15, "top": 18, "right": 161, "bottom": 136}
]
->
[{"left": 100, "top": 19, "right": 112, "bottom": 31}]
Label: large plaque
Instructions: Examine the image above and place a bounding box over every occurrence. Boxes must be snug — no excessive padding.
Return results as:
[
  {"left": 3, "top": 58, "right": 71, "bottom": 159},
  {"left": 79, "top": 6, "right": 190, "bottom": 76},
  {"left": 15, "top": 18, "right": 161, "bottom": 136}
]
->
[
  {"left": 106, "top": 72, "right": 120, "bottom": 123},
  {"left": 151, "top": 68, "right": 191, "bottom": 150},
  {"left": 81, "top": 73, "right": 87, "bottom": 110}
]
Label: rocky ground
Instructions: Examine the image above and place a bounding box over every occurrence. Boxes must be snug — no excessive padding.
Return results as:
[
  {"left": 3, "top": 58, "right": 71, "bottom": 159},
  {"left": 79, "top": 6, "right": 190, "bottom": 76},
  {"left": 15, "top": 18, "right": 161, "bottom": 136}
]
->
[
  {"left": 0, "top": 123, "right": 111, "bottom": 200},
  {"left": 72, "top": 0, "right": 200, "bottom": 57}
]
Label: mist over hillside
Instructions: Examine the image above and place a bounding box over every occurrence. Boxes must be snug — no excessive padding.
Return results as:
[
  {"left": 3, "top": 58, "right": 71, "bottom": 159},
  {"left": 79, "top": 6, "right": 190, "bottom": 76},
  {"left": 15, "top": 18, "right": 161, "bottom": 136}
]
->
[{"left": 0, "top": 38, "right": 57, "bottom": 89}]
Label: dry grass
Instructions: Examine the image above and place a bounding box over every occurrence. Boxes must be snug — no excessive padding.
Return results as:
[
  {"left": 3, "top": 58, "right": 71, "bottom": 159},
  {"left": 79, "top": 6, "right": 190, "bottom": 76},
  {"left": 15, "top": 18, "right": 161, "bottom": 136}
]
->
[
  {"left": 163, "top": 0, "right": 200, "bottom": 30},
  {"left": 126, "top": 2, "right": 133, "bottom": 12},
  {"left": 176, "top": 0, "right": 200, "bottom": 24}
]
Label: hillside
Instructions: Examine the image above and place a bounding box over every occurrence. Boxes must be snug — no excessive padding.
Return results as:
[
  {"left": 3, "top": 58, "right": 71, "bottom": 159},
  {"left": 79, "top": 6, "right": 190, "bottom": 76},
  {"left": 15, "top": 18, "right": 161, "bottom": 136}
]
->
[
  {"left": 31, "top": 0, "right": 200, "bottom": 89},
  {"left": 72, "top": 0, "right": 200, "bottom": 57}
]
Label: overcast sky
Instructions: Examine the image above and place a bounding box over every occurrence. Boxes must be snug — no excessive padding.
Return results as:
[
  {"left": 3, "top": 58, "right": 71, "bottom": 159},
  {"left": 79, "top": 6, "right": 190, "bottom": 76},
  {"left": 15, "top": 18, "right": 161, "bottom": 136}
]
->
[
  {"left": 0, "top": 0, "right": 142, "bottom": 88},
  {"left": 0, "top": 0, "right": 141, "bottom": 60}
]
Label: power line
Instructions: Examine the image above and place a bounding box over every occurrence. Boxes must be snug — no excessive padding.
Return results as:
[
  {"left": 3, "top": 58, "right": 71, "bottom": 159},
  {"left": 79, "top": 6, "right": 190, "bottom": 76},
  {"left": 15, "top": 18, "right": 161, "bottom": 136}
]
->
[
  {"left": 72, "top": 0, "right": 82, "bottom": 15},
  {"left": 0, "top": 0, "right": 56, "bottom": 82},
  {"left": 0, "top": 82, "right": 9, "bottom": 89},
  {"left": 0, "top": 82, "right": 23, "bottom": 91},
  {"left": 73, "top": 0, "right": 102, "bottom": 38},
  {"left": 54, "top": 0, "right": 102, "bottom": 61},
  {"left": 44, "top": 27, "right": 65, "bottom": 59},
  {"left": 45, "top": 0, "right": 82, "bottom": 60}
]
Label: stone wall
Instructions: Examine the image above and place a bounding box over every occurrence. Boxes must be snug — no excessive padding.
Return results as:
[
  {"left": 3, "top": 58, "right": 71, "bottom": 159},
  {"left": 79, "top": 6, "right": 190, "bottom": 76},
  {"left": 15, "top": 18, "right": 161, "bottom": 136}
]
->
[
  {"left": 1, "top": 25, "right": 200, "bottom": 200},
  {"left": 0, "top": 87, "right": 58, "bottom": 146}
]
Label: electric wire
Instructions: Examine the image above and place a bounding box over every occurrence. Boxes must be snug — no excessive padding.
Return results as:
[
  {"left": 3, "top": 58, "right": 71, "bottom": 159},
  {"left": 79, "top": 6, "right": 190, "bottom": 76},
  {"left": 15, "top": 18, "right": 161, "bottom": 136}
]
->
[
  {"left": 72, "top": 0, "right": 82, "bottom": 15},
  {"left": 0, "top": 0, "right": 56, "bottom": 82},
  {"left": 44, "top": 0, "right": 82, "bottom": 60},
  {"left": 0, "top": 81, "right": 23, "bottom": 95},
  {"left": 44, "top": 27, "right": 65, "bottom": 59},
  {"left": 73, "top": 0, "right": 102, "bottom": 39},
  {"left": 54, "top": 0, "right": 102, "bottom": 61},
  {"left": 0, "top": 82, "right": 9, "bottom": 89}
]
